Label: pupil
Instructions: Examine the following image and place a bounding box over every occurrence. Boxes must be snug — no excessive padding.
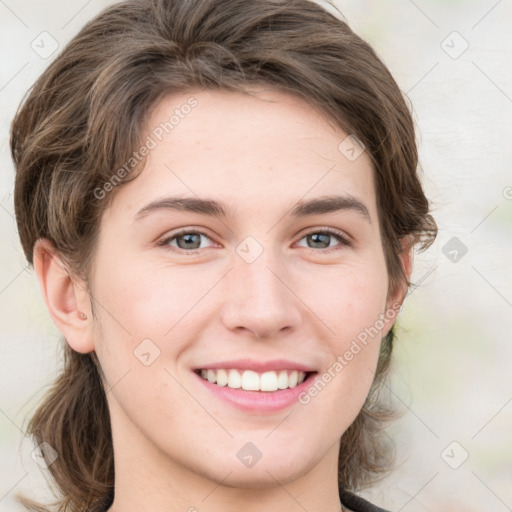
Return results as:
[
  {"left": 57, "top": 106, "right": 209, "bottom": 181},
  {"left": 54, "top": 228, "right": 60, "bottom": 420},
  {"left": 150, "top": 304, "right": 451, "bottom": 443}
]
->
[
  {"left": 176, "top": 233, "right": 331, "bottom": 250},
  {"left": 178, "top": 233, "right": 200, "bottom": 249},
  {"left": 309, "top": 233, "right": 329, "bottom": 248}
]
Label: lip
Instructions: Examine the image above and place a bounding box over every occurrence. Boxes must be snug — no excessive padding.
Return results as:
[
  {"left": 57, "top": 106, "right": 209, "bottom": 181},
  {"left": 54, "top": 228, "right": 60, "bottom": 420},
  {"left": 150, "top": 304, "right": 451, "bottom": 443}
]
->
[
  {"left": 192, "top": 358, "right": 317, "bottom": 373},
  {"left": 192, "top": 369, "right": 318, "bottom": 413}
]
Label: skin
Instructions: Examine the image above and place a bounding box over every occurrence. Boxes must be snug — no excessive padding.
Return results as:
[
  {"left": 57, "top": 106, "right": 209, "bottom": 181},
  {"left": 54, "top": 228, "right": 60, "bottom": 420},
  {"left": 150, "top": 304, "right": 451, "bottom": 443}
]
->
[{"left": 34, "top": 88, "right": 412, "bottom": 512}]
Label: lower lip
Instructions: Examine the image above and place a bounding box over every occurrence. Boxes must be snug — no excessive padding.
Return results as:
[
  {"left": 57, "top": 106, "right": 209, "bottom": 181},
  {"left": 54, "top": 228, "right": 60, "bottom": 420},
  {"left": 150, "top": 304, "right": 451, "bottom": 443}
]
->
[{"left": 192, "top": 371, "right": 318, "bottom": 413}]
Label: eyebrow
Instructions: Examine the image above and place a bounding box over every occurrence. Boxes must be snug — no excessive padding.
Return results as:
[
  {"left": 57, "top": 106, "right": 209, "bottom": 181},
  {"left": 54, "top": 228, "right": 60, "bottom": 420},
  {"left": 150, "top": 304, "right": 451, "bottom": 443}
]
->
[{"left": 133, "top": 194, "right": 371, "bottom": 223}]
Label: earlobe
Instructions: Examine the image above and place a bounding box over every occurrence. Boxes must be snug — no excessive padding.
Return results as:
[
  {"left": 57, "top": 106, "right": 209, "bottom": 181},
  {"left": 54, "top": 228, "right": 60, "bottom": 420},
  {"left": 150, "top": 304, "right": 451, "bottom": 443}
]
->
[
  {"left": 394, "top": 238, "right": 414, "bottom": 304},
  {"left": 383, "top": 238, "right": 414, "bottom": 335},
  {"left": 403, "top": 237, "right": 414, "bottom": 277},
  {"left": 33, "top": 238, "right": 94, "bottom": 354},
  {"left": 397, "top": 240, "right": 415, "bottom": 304}
]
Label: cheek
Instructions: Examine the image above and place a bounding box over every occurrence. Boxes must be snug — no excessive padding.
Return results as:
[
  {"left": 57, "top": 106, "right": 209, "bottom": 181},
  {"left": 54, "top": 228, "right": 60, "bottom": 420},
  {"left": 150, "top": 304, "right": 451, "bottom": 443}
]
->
[
  {"left": 296, "top": 260, "right": 389, "bottom": 403},
  {"left": 94, "top": 255, "right": 214, "bottom": 338},
  {"left": 298, "top": 259, "right": 389, "bottom": 343},
  {"left": 89, "top": 242, "right": 392, "bottom": 478},
  {"left": 91, "top": 255, "right": 222, "bottom": 389}
]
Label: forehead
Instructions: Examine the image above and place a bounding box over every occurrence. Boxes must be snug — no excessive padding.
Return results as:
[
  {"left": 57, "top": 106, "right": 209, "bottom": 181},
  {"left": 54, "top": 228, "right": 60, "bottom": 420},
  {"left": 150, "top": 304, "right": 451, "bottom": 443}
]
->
[{"left": 104, "top": 88, "right": 377, "bottom": 223}]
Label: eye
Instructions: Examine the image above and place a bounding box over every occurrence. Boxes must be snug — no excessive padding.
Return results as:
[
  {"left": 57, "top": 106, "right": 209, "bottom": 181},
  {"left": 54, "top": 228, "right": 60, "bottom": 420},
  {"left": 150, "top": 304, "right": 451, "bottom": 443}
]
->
[
  {"left": 296, "top": 228, "right": 351, "bottom": 252},
  {"left": 157, "top": 227, "right": 351, "bottom": 254},
  {"left": 158, "top": 229, "right": 215, "bottom": 252}
]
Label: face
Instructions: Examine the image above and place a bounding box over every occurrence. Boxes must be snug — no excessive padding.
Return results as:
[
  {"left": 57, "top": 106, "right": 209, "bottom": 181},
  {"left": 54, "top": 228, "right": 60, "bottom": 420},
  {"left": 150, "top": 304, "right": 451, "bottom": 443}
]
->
[{"left": 87, "top": 88, "right": 403, "bottom": 490}]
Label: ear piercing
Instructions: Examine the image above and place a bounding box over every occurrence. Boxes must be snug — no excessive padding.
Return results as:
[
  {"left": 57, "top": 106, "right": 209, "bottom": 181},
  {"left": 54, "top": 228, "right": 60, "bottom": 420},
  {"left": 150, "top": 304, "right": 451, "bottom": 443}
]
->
[{"left": 78, "top": 312, "right": 88, "bottom": 320}]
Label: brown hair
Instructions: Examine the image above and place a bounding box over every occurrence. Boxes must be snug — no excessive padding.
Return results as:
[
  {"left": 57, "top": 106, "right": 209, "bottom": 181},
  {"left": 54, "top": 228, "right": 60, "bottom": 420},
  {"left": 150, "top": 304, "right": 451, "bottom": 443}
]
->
[{"left": 10, "top": 0, "right": 437, "bottom": 510}]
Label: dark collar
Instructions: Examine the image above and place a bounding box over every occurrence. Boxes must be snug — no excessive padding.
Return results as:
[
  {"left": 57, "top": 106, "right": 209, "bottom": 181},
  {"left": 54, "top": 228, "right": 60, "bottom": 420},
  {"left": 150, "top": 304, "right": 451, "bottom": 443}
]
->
[
  {"left": 340, "top": 488, "right": 391, "bottom": 512},
  {"left": 93, "top": 487, "right": 391, "bottom": 511}
]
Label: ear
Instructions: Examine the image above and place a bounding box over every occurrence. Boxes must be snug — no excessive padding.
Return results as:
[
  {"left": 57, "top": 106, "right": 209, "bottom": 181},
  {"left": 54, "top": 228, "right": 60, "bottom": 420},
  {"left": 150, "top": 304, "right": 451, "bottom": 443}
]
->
[
  {"left": 382, "top": 237, "right": 414, "bottom": 334},
  {"left": 33, "top": 238, "right": 94, "bottom": 354}
]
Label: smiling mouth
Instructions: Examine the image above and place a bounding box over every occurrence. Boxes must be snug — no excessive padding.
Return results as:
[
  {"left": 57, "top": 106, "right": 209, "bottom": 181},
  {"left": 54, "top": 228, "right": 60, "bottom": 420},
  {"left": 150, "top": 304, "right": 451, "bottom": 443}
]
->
[{"left": 194, "top": 368, "right": 316, "bottom": 392}]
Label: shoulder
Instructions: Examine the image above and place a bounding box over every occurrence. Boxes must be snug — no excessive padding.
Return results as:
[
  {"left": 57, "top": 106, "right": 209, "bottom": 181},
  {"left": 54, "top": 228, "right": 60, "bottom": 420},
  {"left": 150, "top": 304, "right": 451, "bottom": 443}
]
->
[{"left": 340, "top": 488, "right": 392, "bottom": 512}]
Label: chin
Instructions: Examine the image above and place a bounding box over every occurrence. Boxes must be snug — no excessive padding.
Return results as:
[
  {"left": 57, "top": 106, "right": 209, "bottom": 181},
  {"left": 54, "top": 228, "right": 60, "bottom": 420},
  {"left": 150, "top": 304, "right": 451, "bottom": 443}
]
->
[
  {"left": 200, "top": 451, "right": 315, "bottom": 490},
  {"left": 218, "top": 468, "right": 306, "bottom": 490}
]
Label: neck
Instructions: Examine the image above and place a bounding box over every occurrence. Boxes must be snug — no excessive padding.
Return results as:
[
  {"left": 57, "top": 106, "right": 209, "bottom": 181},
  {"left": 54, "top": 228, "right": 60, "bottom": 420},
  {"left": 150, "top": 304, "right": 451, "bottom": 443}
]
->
[{"left": 106, "top": 400, "right": 344, "bottom": 512}]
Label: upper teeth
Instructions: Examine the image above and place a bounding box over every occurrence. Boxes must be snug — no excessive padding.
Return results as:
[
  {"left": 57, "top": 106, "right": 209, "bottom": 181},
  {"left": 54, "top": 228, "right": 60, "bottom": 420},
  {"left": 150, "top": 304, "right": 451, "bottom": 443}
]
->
[{"left": 199, "top": 369, "right": 307, "bottom": 392}]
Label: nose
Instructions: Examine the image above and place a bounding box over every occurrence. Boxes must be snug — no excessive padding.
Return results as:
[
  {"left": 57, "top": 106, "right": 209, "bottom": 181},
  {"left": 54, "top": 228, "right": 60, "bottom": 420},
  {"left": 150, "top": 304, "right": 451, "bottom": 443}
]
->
[{"left": 220, "top": 245, "right": 302, "bottom": 340}]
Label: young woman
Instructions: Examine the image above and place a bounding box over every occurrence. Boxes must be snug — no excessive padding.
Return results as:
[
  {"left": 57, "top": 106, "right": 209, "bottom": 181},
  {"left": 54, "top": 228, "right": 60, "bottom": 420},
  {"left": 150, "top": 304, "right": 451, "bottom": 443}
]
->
[{"left": 10, "top": 0, "right": 437, "bottom": 510}]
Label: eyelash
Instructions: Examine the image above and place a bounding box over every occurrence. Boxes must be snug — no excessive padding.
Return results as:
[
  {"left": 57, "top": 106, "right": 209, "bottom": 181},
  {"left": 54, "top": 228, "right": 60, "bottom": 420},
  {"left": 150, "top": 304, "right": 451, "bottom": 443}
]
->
[{"left": 157, "top": 227, "right": 351, "bottom": 254}]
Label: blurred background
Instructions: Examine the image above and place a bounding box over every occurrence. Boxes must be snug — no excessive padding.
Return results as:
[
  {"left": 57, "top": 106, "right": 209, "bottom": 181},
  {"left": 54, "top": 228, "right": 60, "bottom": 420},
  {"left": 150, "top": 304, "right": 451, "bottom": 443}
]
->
[{"left": 1, "top": 0, "right": 511, "bottom": 510}]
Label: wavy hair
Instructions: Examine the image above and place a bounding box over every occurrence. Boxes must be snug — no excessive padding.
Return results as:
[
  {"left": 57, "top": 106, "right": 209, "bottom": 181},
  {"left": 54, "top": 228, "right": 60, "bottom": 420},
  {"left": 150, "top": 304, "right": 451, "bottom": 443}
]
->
[{"left": 10, "top": 0, "right": 437, "bottom": 510}]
